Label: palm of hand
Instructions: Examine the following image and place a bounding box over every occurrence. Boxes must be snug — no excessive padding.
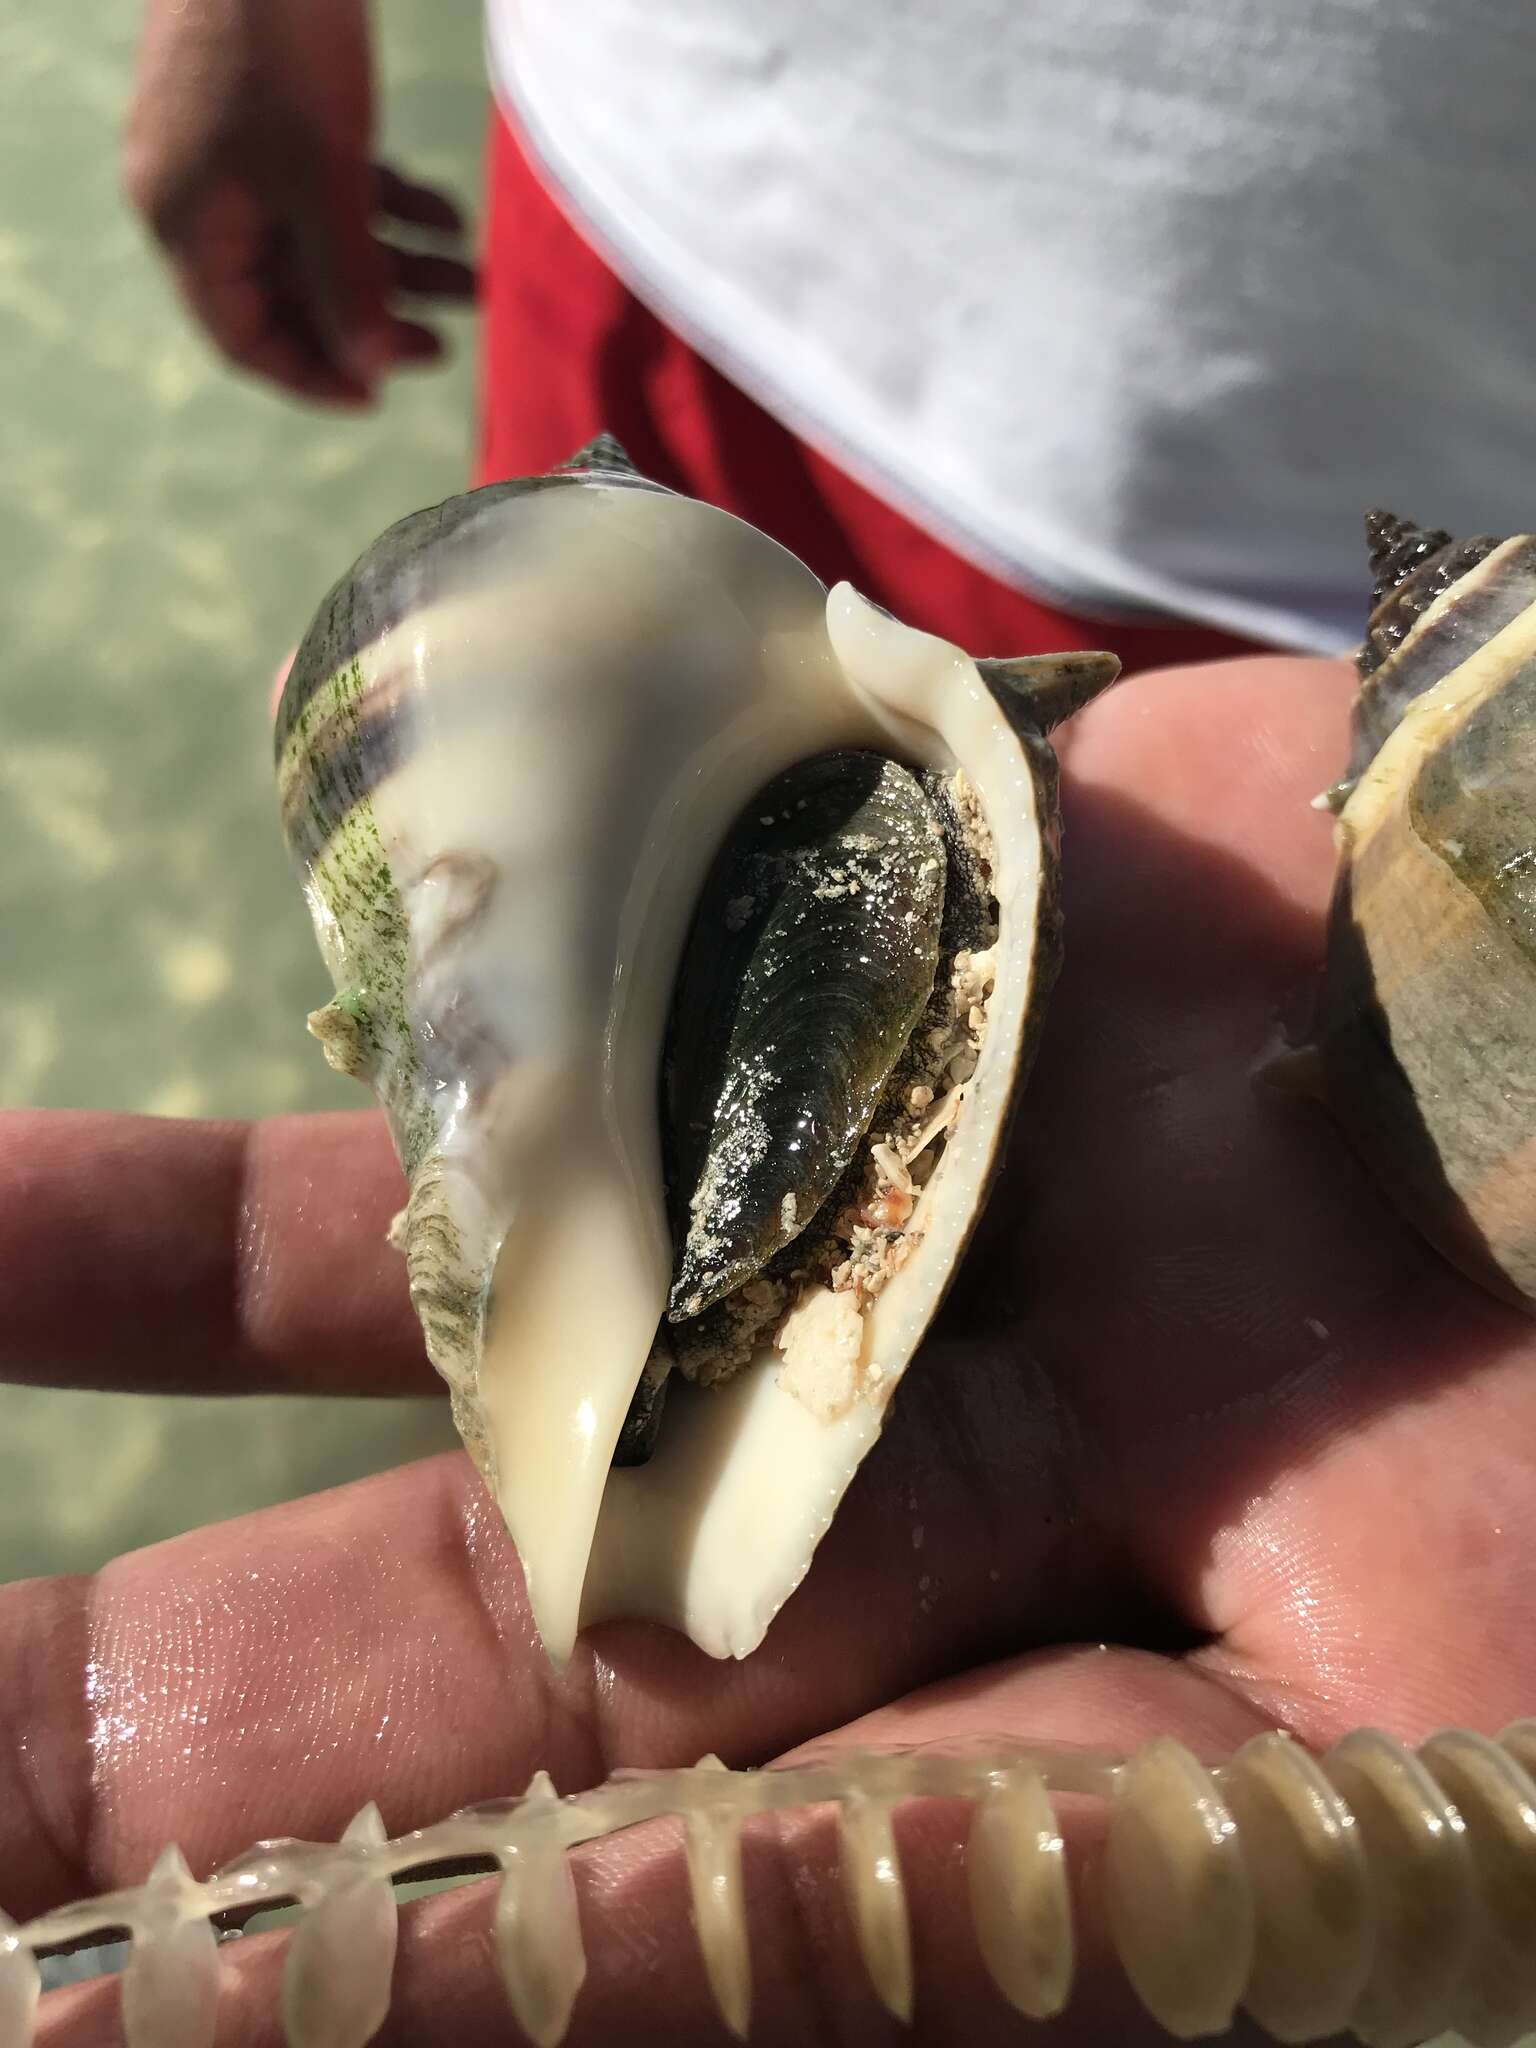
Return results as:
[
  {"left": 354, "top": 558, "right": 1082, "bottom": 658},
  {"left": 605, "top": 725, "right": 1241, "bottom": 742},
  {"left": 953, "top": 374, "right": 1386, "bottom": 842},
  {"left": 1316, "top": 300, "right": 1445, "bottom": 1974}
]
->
[{"left": 4, "top": 655, "right": 1530, "bottom": 2044}]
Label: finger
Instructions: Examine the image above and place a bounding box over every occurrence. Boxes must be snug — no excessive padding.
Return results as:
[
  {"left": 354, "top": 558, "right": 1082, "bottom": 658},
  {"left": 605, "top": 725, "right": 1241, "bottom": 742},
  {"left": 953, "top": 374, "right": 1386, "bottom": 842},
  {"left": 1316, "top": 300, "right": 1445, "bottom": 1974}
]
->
[
  {"left": 0, "top": 1109, "right": 422, "bottom": 1396},
  {"left": 1018, "top": 655, "right": 1536, "bottom": 1727},
  {"left": 1014, "top": 652, "right": 1433, "bottom": 1452},
  {"left": 283, "top": 150, "right": 395, "bottom": 390},
  {"left": 40, "top": 1648, "right": 1285, "bottom": 2047},
  {"left": 372, "top": 162, "right": 466, "bottom": 237},
  {"left": 174, "top": 233, "right": 419, "bottom": 398},
  {"left": 157, "top": 187, "right": 374, "bottom": 407},
  {"left": 1060, "top": 652, "right": 1350, "bottom": 966},
  {"left": 379, "top": 240, "right": 477, "bottom": 301},
  {"left": 380, "top": 315, "right": 445, "bottom": 366},
  {"left": 222, "top": 314, "right": 376, "bottom": 406},
  {"left": 0, "top": 1331, "right": 1110, "bottom": 1924},
  {"left": 1171, "top": 1278, "right": 1536, "bottom": 1741}
]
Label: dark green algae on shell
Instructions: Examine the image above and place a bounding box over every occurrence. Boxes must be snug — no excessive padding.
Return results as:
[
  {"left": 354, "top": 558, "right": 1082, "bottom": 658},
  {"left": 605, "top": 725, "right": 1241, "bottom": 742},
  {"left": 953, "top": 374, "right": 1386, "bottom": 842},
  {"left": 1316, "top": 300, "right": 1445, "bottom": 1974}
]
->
[
  {"left": 272, "top": 438, "right": 663, "bottom": 1469},
  {"left": 274, "top": 435, "right": 660, "bottom": 1125},
  {"left": 1317, "top": 513, "right": 1536, "bottom": 1312},
  {"left": 276, "top": 434, "right": 653, "bottom": 867}
]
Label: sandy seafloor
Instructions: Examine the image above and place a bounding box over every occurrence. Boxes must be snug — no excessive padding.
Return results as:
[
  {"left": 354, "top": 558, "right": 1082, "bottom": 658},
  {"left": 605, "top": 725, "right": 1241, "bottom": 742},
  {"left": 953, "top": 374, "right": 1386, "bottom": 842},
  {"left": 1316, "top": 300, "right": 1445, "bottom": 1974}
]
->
[{"left": 0, "top": 2, "right": 482, "bottom": 1591}]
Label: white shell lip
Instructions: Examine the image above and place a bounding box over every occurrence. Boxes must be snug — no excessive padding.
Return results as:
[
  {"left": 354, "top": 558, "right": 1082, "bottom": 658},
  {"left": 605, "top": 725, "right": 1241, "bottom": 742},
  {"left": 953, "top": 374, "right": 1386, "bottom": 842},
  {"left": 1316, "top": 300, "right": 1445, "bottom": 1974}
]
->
[
  {"left": 287, "top": 479, "right": 1054, "bottom": 1665},
  {"left": 573, "top": 582, "right": 1049, "bottom": 1658}
]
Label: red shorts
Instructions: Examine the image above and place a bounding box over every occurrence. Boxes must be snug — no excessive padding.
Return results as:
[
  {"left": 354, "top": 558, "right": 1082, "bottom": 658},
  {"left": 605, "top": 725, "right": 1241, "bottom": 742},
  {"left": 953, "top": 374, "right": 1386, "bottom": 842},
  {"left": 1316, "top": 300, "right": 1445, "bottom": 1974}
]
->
[{"left": 476, "top": 111, "right": 1253, "bottom": 676}]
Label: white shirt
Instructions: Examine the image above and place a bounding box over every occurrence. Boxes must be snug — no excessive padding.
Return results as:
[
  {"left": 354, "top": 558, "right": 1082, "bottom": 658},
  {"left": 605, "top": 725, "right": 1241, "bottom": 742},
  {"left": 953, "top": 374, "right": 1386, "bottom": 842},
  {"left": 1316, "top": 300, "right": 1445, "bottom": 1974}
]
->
[{"left": 487, "top": 0, "right": 1536, "bottom": 651}]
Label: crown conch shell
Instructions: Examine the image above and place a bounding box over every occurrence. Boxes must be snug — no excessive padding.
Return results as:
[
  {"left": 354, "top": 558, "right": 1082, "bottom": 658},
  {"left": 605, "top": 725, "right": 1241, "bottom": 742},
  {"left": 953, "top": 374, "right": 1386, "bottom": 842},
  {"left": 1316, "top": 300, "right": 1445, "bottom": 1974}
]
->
[
  {"left": 1315, "top": 512, "right": 1536, "bottom": 1310},
  {"left": 275, "top": 438, "right": 1118, "bottom": 1662}
]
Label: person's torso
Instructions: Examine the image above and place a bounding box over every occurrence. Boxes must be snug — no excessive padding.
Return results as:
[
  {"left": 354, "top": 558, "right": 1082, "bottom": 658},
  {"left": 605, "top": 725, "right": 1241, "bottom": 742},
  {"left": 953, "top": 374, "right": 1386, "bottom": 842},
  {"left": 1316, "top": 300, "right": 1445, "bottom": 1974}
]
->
[{"left": 487, "top": 0, "right": 1536, "bottom": 649}]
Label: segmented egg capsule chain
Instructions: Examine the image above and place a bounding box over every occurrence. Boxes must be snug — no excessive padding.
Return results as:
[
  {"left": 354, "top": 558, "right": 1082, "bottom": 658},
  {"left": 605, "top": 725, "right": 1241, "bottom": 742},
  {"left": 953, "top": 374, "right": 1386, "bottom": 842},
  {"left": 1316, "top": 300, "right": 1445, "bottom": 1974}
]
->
[{"left": 5, "top": 1722, "right": 1536, "bottom": 2048}]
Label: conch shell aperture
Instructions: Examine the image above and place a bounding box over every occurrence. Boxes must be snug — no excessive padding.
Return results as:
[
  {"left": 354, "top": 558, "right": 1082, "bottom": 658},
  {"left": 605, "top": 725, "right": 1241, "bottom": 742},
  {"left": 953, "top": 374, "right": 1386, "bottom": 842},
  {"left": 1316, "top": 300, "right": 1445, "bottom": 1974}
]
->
[{"left": 276, "top": 440, "right": 1118, "bottom": 1663}]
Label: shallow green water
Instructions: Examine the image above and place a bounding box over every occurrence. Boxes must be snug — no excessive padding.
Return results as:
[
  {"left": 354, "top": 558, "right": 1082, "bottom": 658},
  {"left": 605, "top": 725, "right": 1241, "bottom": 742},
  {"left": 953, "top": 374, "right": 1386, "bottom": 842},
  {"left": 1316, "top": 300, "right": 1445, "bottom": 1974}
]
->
[{"left": 0, "top": 5, "right": 485, "bottom": 1581}]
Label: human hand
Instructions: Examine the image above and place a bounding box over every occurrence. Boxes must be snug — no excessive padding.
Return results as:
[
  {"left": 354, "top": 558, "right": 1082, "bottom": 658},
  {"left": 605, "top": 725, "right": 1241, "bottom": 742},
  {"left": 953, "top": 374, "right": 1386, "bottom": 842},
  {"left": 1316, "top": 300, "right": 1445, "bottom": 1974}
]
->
[
  {"left": 4, "top": 653, "right": 1532, "bottom": 2043},
  {"left": 121, "top": 0, "right": 475, "bottom": 408}
]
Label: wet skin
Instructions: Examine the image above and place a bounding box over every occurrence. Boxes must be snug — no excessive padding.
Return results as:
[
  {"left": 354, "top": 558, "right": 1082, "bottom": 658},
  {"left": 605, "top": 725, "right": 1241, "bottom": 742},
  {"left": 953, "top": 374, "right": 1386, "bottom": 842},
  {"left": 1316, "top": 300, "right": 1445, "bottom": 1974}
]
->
[{"left": 3, "top": 654, "right": 1532, "bottom": 2045}]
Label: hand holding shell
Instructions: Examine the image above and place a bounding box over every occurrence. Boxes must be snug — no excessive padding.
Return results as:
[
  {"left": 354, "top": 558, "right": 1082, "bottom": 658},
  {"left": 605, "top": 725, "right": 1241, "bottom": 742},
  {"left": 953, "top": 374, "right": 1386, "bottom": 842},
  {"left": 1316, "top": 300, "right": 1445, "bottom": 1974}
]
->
[
  {"left": 8, "top": 630, "right": 1536, "bottom": 2047},
  {"left": 276, "top": 443, "right": 1536, "bottom": 1691},
  {"left": 9, "top": 588, "right": 1536, "bottom": 2041}
]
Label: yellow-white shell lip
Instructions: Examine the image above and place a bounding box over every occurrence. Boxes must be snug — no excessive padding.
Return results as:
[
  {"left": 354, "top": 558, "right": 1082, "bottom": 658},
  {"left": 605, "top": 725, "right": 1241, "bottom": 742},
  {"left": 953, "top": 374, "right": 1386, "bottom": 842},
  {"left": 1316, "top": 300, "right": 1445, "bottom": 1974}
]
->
[{"left": 287, "top": 480, "right": 1062, "bottom": 1663}]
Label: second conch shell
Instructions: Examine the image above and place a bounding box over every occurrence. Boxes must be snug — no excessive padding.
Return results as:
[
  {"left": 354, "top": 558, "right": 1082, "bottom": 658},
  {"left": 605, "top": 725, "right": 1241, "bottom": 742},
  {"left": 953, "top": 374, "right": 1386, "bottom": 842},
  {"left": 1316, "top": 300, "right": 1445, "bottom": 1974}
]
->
[
  {"left": 1316, "top": 513, "right": 1536, "bottom": 1313},
  {"left": 276, "top": 440, "right": 1118, "bottom": 1662}
]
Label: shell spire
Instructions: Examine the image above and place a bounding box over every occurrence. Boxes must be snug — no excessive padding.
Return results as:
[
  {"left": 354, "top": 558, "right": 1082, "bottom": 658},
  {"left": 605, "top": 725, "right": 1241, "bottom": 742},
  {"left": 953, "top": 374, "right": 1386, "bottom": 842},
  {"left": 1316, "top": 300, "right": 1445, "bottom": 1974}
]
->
[
  {"left": 1362, "top": 509, "right": 1453, "bottom": 613},
  {"left": 557, "top": 431, "right": 639, "bottom": 476},
  {"left": 1349, "top": 513, "right": 1504, "bottom": 769}
]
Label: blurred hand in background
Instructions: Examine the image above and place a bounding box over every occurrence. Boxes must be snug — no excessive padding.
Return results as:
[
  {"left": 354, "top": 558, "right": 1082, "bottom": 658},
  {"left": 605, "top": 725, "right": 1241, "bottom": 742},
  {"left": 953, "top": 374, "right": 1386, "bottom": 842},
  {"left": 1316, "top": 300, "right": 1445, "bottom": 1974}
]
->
[{"left": 121, "top": 0, "right": 476, "bottom": 408}]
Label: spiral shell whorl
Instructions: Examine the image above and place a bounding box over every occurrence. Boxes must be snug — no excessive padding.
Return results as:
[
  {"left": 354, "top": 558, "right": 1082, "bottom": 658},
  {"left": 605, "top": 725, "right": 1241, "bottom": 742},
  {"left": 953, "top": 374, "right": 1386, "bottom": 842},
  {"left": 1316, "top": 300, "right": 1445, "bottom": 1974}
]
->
[
  {"left": 1349, "top": 513, "right": 1502, "bottom": 778},
  {"left": 12, "top": 1723, "right": 1536, "bottom": 2048}
]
